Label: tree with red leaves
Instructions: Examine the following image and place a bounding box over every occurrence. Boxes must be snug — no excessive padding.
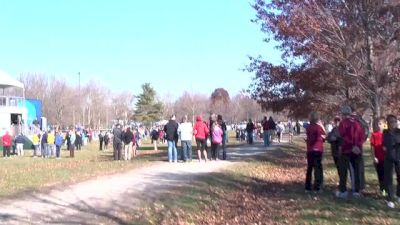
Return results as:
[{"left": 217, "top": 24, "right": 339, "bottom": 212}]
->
[{"left": 248, "top": 0, "right": 400, "bottom": 119}]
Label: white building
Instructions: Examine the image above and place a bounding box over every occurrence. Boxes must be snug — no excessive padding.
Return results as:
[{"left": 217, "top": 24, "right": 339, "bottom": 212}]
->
[{"left": 0, "top": 71, "right": 27, "bottom": 136}]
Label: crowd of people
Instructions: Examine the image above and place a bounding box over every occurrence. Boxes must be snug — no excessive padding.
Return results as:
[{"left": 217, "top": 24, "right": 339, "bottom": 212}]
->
[
  {"left": 1, "top": 125, "right": 96, "bottom": 159},
  {"left": 109, "top": 114, "right": 228, "bottom": 163},
  {"left": 305, "top": 106, "right": 400, "bottom": 208}
]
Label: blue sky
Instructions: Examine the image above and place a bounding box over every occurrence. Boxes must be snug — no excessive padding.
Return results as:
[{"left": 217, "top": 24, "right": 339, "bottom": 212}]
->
[{"left": 0, "top": 0, "right": 282, "bottom": 99}]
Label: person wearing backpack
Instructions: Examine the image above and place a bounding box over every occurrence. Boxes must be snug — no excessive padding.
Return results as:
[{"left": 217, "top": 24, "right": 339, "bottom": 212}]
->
[
  {"left": 336, "top": 106, "right": 365, "bottom": 199},
  {"left": 327, "top": 117, "right": 341, "bottom": 178},
  {"left": 383, "top": 115, "right": 400, "bottom": 208},
  {"left": 150, "top": 128, "right": 159, "bottom": 151},
  {"left": 2, "top": 131, "right": 12, "bottom": 158},
  {"left": 211, "top": 121, "right": 223, "bottom": 160}
]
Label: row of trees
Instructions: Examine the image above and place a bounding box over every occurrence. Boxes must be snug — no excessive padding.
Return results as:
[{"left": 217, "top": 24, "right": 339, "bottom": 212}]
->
[
  {"left": 18, "top": 74, "right": 264, "bottom": 128},
  {"left": 248, "top": 0, "right": 400, "bottom": 120},
  {"left": 19, "top": 73, "right": 134, "bottom": 128}
]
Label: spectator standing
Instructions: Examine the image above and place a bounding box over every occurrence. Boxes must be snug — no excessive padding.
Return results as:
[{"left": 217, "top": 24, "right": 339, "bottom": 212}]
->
[
  {"left": 287, "top": 120, "right": 294, "bottom": 144},
  {"left": 193, "top": 115, "right": 209, "bottom": 162},
  {"left": 15, "top": 133, "right": 25, "bottom": 156},
  {"left": 47, "top": 130, "right": 56, "bottom": 158},
  {"left": 55, "top": 131, "right": 63, "bottom": 159},
  {"left": 178, "top": 115, "right": 193, "bottom": 162},
  {"left": 383, "top": 115, "right": 400, "bottom": 208},
  {"left": 2, "top": 131, "right": 12, "bottom": 158},
  {"left": 305, "top": 112, "right": 326, "bottom": 192},
  {"left": 41, "top": 131, "right": 48, "bottom": 158},
  {"left": 112, "top": 124, "right": 123, "bottom": 160},
  {"left": 246, "top": 119, "right": 255, "bottom": 144},
  {"left": 32, "top": 133, "right": 40, "bottom": 158},
  {"left": 211, "top": 121, "right": 223, "bottom": 160},
  {"left": 296, "top": 120, "right": 301, "bottom": 135},
  {"left": 327, "top": 117, "right": 341, "bottom": 178},
  {"left": 123, "top": 127, "right": 134, "bottom": 160},
  {"left": 276, "top": 121, "right": 285, "bottom": 143},
  {"left": 336, "top": 106, "right": 365, "bottom": 199},
  {"left": 150, "top": 127, "right": 159, "bottom": 151},
  {"left": 217, "top": 115, "right": 227, "bottom": 160},
  {"left": 99, "top": 131, "right": 104, "bottom": 151},
  {"left": 69, "top": 130, "right": 76, "bottom": 158},
  {"left": 104, "top": 132, "right": 110, "bottom": 150},
  {"left": 164, "top": 115, "right": 179, "bottom": 163},
  {"left": 370, "top": 118, "right": 385, "bottom": 196}
]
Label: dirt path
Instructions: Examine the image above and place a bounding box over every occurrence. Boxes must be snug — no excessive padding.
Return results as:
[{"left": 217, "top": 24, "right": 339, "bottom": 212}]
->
[{"left": 0, "top": 142, "right": 276, "bottom": 225}]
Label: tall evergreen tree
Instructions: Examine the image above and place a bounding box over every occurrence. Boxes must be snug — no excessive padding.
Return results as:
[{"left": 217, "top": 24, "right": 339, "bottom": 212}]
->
[{"left": 134, "top": 83, "right": 163, "bottom": 125}]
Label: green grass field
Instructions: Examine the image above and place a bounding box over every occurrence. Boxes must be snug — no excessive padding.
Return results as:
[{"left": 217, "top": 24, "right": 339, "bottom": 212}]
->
[
  {"left": 0, "top": 143, "right": 164, "bottom": 198},
  {"left": 0, "top": 131, "right": 242, "bottom": 199}
]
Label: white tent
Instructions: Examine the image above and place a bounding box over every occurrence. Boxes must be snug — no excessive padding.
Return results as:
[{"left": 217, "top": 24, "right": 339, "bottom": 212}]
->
[{"left": 0, "top": 70, "right": 24, "bottom": 89}]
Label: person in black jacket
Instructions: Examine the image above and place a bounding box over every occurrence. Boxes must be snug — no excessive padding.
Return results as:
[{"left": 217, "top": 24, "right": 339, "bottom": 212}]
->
[
  {"left": 164, "top": 115, "right": 179, "bottom": 163},
  {"left": 99, "top": 131, "right": 104, "bottom": 151},
  {"left": 122, "top": 127, "right": 134, "bottom": 160},
  {"left": 246, "top": 119, "right": 255, "bottom": 144},
  {"left": 217, "top": 115, "right": 227, "bottom": 160},
  {"left": 112, "top": 124, "right": 123, "bottom": 160},
  {"left": 327, "top": 117, "right": 341, "bottom": 177},
  {"left": 383, "top": 115, "right": 400, "bottom": 208}
]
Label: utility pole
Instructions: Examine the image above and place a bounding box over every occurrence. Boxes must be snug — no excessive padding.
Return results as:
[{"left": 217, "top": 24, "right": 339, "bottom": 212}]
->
[{"left": 78, "top": 72, "right": 81, "bottom": 125}]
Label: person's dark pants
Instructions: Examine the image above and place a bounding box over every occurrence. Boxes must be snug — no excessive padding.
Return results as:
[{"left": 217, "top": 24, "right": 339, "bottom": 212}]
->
[
  {"left": 99, "top": 140, "right": 104, "bottom": 151},
  {"left": 359, "top": 156, "right": 366, "bottom": 190},
  {"left": 12, "top": 145, "right": 16, "bottom": 155},
  {"left": 33, "top": 145, "right": 39, "bottom": 157},
  {"left": 222, "top": 137, "right": 226, "bottom": 160},
  {"left": 305, "top": 151, "right": 323, "bottom": 191},
  {"left": 248, "top": 132, "right": 253, "bottom": 144},
  {"left": 211, "top": 143, "right": 220, "bottom": 160},
  {"left": 113, "top": 142, "right": 122, "bottom": 160},
  {"left": 69, "top": 146, "right": 75, "bottom": 158},
  {"left": 375, "top": 160, "right": 385, "bottom": 192},
  {"left": 384, "top": 158, "right": 400, "bottom": 201},
  {"left": 56, "top": 145, "right": 61, "bottom": 158},
  {"left": 3, "top": 146, "right": 10, "bottom": 157},
  {"left": 181, "top": 140, "right": 192, "bottom": 161},
  {"left": 339, "top": 153, "right": 361, "bottom": 193}
]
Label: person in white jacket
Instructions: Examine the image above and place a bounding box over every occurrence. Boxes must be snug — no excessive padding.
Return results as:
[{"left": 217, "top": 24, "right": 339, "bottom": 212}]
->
[
  {"left": 276, "top": 121, "right": 285, "bottom": 143},
  {"left": 178, "top": 115, "right": 193, "bottom": 162}
]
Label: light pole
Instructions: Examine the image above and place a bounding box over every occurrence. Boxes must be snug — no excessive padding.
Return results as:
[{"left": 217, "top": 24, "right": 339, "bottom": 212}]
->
[{"left": 78, "top": 72, "right": 81, "bottom": 125}]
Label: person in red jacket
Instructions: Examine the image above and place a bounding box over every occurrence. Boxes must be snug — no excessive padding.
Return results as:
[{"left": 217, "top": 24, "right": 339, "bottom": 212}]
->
[
  {"left": 370, "top": 118, "right": 385, "bottom": 196},
  {"left": 193, "top": 115, "right": 209, "bottom": 162},
  {"left": 336, "top": 106, "right": 366, "bottom": 199},
  {"left": 2, "top": 131, "right": 12, "bottom": 158},
  {"left": 305, "top": 112, "right": 326, "bottom": 192}
]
